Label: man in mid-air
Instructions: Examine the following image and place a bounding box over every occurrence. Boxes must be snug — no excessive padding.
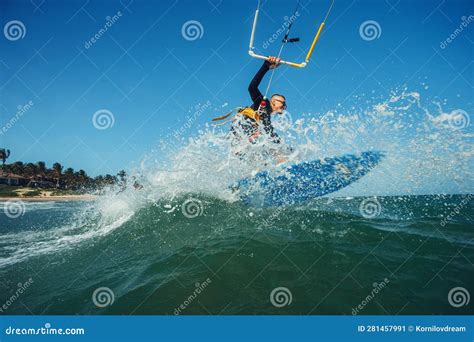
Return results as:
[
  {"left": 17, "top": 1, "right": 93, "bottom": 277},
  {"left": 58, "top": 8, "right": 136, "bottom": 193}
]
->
[{"left": 231, "top": 56, "right": 287, "bottom": 145}]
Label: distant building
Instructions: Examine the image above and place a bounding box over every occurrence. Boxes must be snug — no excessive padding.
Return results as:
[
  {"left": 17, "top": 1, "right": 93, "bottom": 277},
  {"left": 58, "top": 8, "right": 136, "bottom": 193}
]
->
[
  {"left": 27, "top": 179, "right": 56, "bottom": 188},
  {"left": 0, "top": 172, "right": 28, "bottom": 186},
  {"left": 25, "top": 174, "right": 56, "bottom": 188}
]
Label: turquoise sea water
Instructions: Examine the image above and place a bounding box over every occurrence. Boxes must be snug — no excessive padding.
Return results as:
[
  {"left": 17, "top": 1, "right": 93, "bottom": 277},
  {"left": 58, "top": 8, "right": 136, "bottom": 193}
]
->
[
  {"left": 1, "top": 89, "right": 472, "bottom": 316},
  {"left": 0, "top": 194, "right": 472, "bottom": 315}
]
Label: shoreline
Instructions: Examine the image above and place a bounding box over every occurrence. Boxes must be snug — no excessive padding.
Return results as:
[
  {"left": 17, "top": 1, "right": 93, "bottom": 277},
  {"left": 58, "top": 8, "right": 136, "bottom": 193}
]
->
[{"left": 0, "top": 195, "right": 96, "bottom": 202}]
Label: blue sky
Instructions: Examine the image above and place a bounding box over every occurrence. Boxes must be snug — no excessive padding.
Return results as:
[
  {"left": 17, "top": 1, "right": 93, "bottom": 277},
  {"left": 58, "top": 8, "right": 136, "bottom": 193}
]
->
[{"left": 0, "top": 0, "right": 472, "bottom": 176}]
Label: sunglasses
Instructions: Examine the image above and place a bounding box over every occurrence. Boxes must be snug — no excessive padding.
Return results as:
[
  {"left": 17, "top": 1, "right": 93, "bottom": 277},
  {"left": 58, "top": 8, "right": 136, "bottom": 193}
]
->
[{"left": 272, "top": 98, "right": 287, "bottom": 109}]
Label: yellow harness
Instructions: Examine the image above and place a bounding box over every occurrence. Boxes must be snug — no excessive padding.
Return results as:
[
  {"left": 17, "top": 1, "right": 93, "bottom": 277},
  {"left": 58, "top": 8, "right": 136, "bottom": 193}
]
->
[{"left": 211, "top": 107, "right": 261, "bottom": 126}]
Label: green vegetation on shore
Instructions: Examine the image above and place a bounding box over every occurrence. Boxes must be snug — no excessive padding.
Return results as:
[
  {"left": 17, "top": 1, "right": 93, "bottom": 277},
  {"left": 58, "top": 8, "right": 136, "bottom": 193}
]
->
[
  {"left": 1, "top": 161, "right": 127, "bottom": 195},
  {"left": 0, "top": 185, "right": 21, "bottom": 197}
]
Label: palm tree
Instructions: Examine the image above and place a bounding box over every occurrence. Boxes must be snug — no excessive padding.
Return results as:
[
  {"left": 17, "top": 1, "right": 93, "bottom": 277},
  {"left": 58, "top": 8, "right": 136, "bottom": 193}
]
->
[
  {"left": 24, "top": 163, "right": 38, "bottom": 178},
  {"left": 117, "top": 170, "right": 127, "bottom": 188},
  {"left": 75, "top": 170, "right": 89, "bottom": 190},
  {"left": 94, "top": 175, "right": 104, "bottom": 188},
  {"left": 0, "top": 149, "right": 10, "bottom": 165},
  {"left": 52, "top": 162, "right": 63, "bottom": 187},
  {"left": 103, "top": 174, "right": 117, "bottom": 185},
  {"left": 11, "top": 161, "right": 24, "bottom": 175},
  {"left": 117, "top": 170, "right": 127, "bottom": 181},
  {"left": 37, "top": 161, "right": 46, "bottom": 179},
  {"left": 63, "top": 168, "right": 74, "bottom": 189}
]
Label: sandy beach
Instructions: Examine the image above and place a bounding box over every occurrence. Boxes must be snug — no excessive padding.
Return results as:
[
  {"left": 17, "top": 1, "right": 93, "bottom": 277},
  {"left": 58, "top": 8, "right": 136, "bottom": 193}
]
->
[{"left": 0, "top": 189, "right": 96, "bottom": 201}]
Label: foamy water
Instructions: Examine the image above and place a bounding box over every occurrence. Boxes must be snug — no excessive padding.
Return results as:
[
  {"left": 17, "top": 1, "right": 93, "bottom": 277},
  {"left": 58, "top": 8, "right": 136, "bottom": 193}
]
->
[{"left": 0, "top": 89, "right": 471, "bottom": 269}]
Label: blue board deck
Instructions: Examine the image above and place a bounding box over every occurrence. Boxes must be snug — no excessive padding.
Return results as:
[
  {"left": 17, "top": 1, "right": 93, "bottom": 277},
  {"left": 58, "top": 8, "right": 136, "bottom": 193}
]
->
[{"left": 235, "top": 151, "right": 384, "bottom": 207}]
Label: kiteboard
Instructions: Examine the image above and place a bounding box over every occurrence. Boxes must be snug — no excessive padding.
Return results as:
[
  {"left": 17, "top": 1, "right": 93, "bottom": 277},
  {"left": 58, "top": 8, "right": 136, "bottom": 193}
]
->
[{"left": 235, "top": 151, "right": 383, "bottom": 207}]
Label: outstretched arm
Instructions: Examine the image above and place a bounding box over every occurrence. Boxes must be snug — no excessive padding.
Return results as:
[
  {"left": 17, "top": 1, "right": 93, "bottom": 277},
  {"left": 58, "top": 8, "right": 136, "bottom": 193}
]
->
[
  {"left": 248, "top": 56, "right": 281, "bottom": 104},
  {"left": 248, "top": 61, "right": 270, "bottom": 104}
]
